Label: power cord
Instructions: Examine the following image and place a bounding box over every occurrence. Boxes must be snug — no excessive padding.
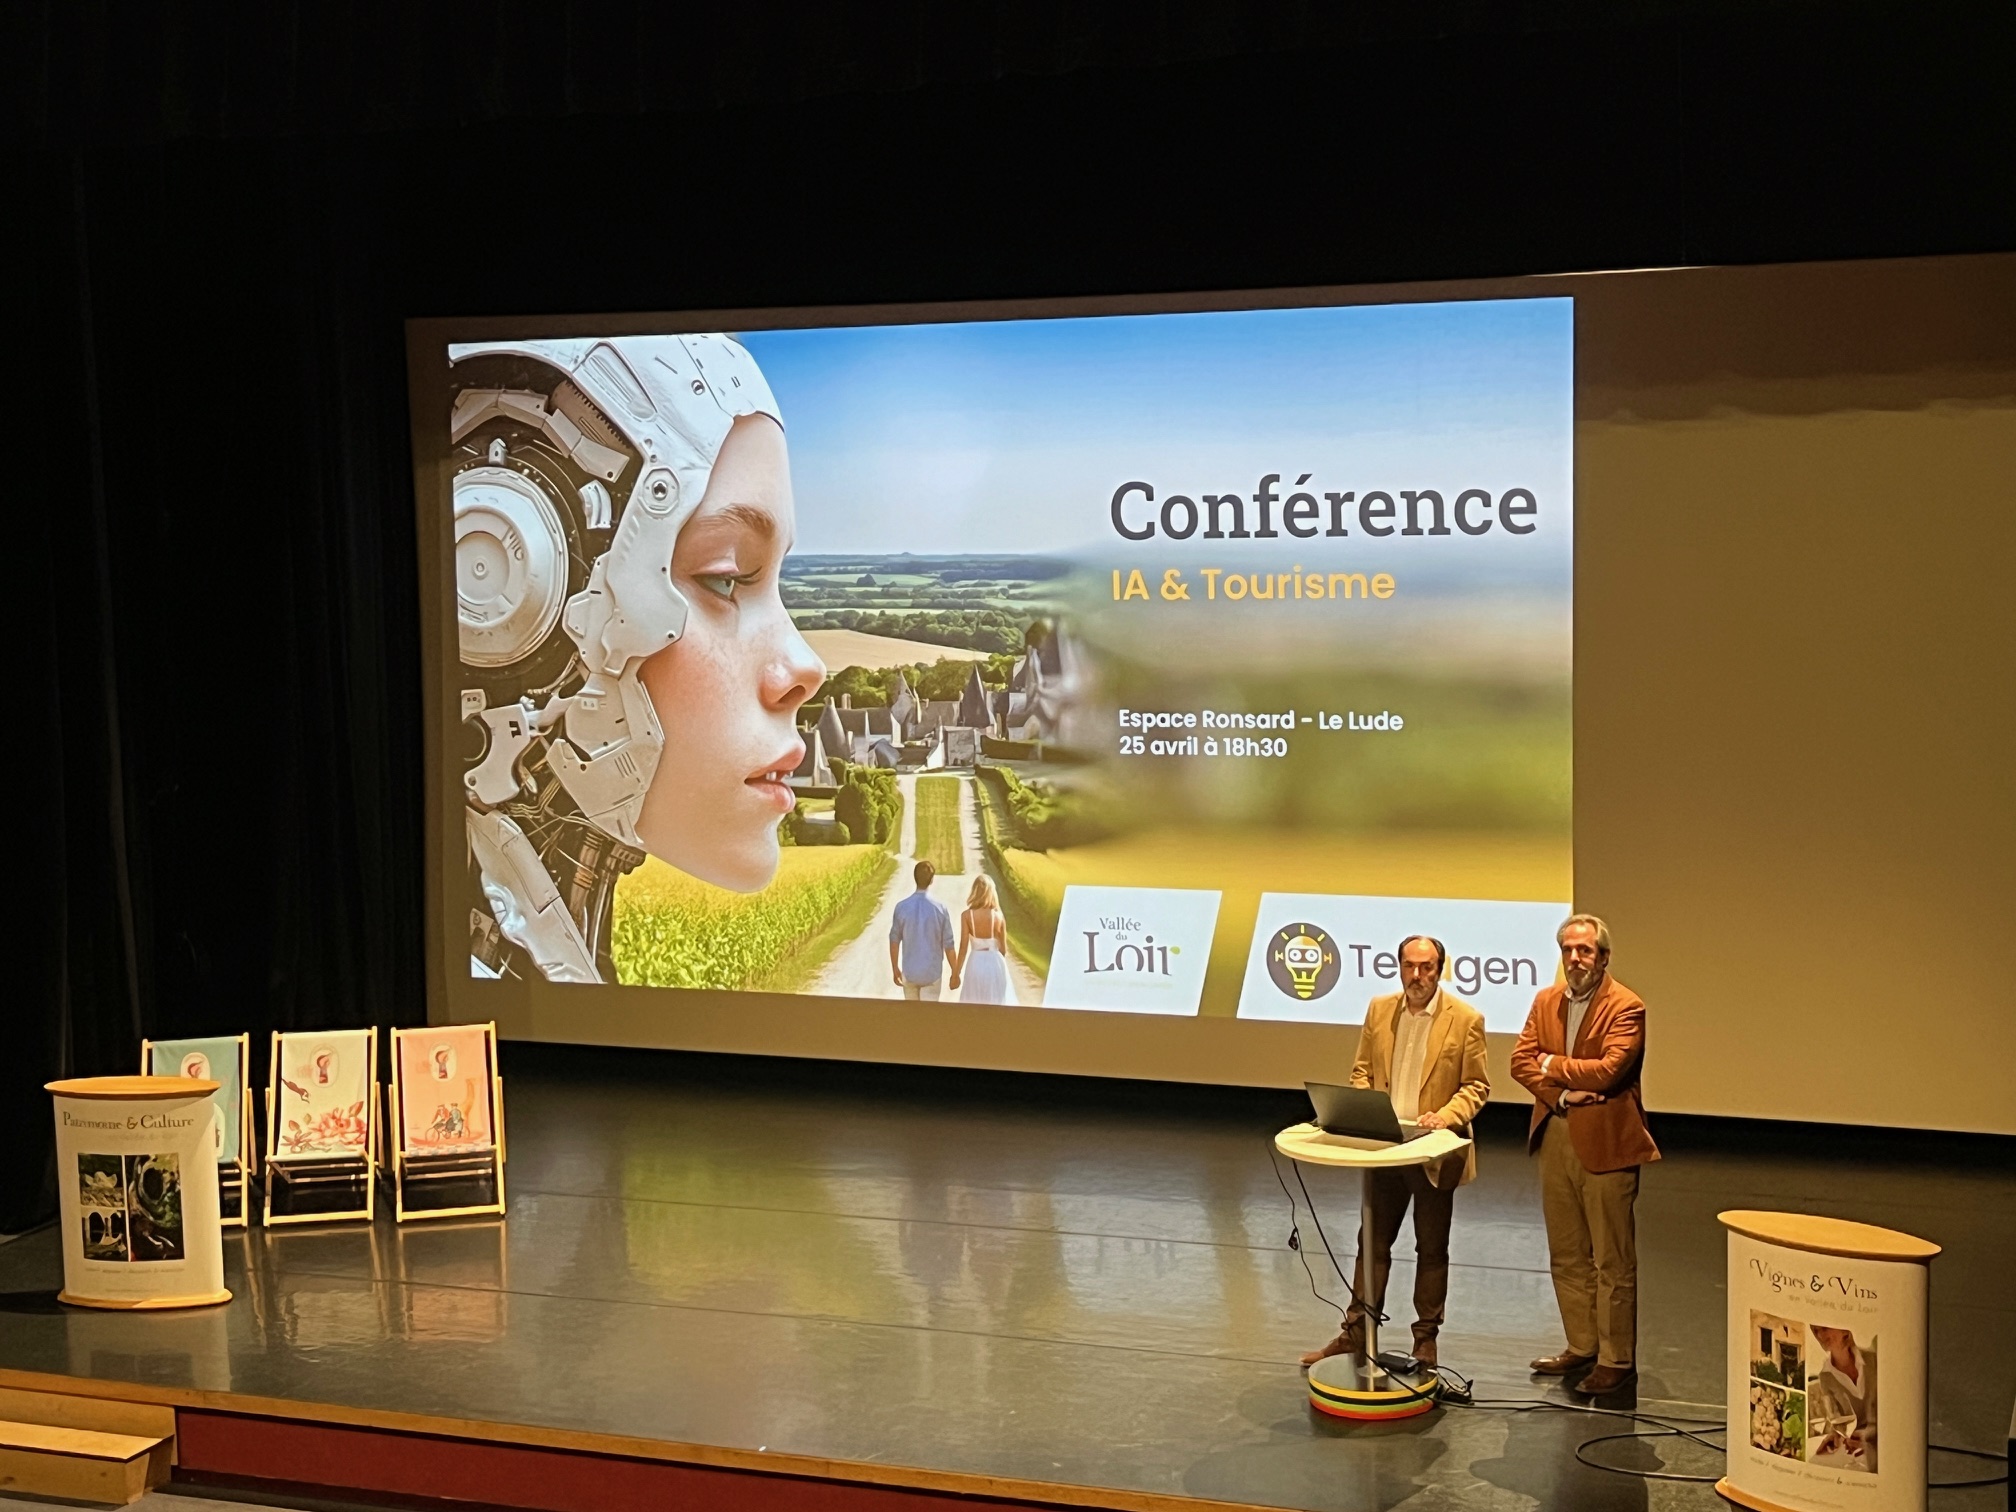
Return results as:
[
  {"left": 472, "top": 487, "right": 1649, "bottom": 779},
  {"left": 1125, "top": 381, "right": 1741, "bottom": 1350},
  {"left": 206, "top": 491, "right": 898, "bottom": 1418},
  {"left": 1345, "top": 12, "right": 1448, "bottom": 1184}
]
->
[
  {"left": 1268, "top": 1145, "right": 1348, "bottom": 1326},
  {"left": 1444, "top": 1353, "right": 2004, "bottom": 1488},
  {"left": 1268, "top": 1141, "right": 2012, "bottom": 1491}
]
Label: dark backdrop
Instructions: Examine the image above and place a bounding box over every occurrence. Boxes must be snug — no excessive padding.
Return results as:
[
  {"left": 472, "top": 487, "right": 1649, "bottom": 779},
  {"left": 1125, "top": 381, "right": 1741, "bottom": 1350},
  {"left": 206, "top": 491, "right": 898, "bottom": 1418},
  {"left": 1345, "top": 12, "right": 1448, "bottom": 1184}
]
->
[{"left": 9, "top": 0, "right": 2013, "bottom": 1232}]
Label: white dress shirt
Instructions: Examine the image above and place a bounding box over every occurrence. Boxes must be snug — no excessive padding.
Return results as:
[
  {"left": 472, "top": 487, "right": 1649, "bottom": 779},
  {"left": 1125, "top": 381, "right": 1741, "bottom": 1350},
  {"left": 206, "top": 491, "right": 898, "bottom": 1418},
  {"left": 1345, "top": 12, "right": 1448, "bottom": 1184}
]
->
[{"left": 1388, "top": 993, "right": 1439, "bottom": 1122}]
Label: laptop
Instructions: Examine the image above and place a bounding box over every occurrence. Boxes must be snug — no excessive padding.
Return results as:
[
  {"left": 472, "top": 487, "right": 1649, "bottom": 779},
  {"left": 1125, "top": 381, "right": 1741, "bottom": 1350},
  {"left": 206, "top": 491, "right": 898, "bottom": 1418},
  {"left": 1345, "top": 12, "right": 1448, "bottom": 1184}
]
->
[{"left": 1304, "top": 1082, "right": 1424, "bottom": 1143}]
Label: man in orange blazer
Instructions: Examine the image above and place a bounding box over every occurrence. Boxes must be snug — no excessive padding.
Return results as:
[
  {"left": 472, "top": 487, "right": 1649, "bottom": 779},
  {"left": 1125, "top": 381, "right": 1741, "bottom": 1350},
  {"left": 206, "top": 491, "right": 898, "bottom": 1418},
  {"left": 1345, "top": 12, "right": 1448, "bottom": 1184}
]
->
[
  {"left": 1301, "top": 935, "right": 1490, "bottom": 1370},
  {"left": 1510, "top": 914, "right": 1659, "bottom": 1396}
]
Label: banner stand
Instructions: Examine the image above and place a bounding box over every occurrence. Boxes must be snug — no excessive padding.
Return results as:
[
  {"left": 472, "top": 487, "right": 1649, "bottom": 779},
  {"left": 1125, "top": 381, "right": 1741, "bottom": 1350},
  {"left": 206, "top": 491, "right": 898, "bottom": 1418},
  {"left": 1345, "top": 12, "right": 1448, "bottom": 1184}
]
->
[
  {"left": 48, "top": 1076, "right": 230, "bottom": 1310},
  {"left": 1717, "top": 1210, "right": 1939, "bottom": 1512}
]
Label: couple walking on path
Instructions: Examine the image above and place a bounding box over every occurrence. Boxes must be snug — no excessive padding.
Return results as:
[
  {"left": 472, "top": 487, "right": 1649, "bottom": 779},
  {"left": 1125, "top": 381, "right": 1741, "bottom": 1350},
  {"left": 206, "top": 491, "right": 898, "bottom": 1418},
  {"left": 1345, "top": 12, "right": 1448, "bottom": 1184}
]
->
[{"left": 887, "top": 861, "right": 1015, "bottom": 1004}]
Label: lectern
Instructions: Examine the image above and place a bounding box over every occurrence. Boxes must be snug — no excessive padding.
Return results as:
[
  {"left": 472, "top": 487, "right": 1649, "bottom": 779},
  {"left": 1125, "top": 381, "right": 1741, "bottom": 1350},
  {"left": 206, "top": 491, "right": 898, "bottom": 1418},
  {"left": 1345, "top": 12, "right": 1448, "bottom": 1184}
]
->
[
  {"left": 1275, "top": 1121, "right": 1470, "bottom": 1420},
  {"left": 1716, "top": 1210, "right": 1937, "bottom": 1512},
  {"left": 48, "top": 1076, "right": 230, "bottom": 1310}
]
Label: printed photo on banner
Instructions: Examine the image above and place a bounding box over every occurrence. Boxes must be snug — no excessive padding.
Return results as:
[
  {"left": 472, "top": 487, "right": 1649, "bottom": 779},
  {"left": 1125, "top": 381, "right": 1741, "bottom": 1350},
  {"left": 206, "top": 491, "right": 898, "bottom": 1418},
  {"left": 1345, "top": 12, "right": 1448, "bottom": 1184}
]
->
[
  {"left": 274, "top": 1032, "right": 371, "bottom": 1160},
  {"left": 1749, "top": 1310, "right": 1809, "bottom": 1462},
  {"left": 77, "top": 1154, "right": 127, "bottom": 1261},
  {"left": 1806, "top": 1324, "right": 1878, "bottom": 1475},
  {"left": 76, "top": 1152, "right": 185, "bottom": 1264},
  {"left": 399, "top": 1026, "right": 495, "bottom": 1152},
  {"left": 446, "top": 298, "right": 1572, "bottom": 1016}
]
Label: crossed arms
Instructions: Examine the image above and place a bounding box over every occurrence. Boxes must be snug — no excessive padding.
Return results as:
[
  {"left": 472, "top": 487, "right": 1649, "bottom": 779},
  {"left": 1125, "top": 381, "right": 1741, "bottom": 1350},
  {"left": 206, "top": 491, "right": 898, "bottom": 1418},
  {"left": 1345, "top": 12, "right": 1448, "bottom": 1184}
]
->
[{"left": 1510, "top": 999, "right": 1645, "bottom": 1109}]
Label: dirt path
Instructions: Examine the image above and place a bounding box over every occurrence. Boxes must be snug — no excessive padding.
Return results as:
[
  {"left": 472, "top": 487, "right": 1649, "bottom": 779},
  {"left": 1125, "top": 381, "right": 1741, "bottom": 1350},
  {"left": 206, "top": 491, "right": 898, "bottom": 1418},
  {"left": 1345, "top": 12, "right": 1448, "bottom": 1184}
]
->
[{"left": 807, "top": 772, "right": 1042, "bottom": 1004}]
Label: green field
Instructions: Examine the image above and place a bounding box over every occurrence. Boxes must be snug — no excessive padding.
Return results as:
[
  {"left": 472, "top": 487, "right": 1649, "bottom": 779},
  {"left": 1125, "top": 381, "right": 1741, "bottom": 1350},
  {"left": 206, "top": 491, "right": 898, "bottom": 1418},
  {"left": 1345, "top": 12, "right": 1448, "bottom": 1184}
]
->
[
  {"left": 613, "top": 847, "right": 895, "bottom": 991},
  {"left": 912, "top": 778, "right": 966, "bottom": 875},
  {"left": 780, "top": 553, "right": 1071, "bottom": 654}
]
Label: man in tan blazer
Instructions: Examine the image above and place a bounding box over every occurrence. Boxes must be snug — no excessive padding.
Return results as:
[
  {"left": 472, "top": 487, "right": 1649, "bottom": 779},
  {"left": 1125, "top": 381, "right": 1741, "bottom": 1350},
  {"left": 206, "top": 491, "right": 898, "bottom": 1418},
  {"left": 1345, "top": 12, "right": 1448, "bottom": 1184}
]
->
[
  {"left": 1510, "top": 913, "right": 1659, "bottom": 1396},
  {"left": 1300, "top": 935, "right": 1489, "bottom": 1370}
]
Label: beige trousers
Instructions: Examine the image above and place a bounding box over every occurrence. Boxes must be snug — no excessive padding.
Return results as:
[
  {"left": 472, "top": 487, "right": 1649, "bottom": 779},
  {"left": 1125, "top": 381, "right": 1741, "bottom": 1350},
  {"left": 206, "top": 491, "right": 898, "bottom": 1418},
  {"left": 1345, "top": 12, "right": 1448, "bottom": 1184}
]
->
[{"left": 1538, "top": 1114, "right": 1640, "bottom": 1368}]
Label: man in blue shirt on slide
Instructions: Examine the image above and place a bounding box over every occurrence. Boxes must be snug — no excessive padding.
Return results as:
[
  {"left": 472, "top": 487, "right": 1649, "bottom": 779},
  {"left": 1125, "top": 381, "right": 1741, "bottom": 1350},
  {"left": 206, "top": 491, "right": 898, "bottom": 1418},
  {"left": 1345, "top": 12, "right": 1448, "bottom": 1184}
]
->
[{"left": 889, "top": 861, "right": 958, "bottom": 999}]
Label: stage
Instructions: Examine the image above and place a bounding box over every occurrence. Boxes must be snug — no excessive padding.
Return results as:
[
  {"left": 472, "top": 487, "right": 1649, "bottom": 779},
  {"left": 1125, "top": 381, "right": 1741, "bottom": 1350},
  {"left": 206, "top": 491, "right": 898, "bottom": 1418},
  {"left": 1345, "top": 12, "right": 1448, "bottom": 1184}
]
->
[{"left": 0, "top": 1046, "right": 2008, "bottom": 1512}]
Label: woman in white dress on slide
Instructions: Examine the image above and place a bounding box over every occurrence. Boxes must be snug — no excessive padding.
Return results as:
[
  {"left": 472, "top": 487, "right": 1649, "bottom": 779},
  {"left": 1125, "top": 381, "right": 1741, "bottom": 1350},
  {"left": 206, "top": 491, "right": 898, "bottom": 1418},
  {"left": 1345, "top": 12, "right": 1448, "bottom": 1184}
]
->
[{"left": 956, "top": 876, "right": 1015, "bottom": 1005}]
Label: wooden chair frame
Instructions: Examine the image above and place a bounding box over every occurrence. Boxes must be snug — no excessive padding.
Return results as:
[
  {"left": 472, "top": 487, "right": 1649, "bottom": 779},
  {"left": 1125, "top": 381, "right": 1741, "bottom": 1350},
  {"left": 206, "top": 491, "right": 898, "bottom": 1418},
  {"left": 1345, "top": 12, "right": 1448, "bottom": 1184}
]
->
[
  {"left": 140, "top": 1033, "right": 254, "bottom": 1229},
  {"left": 388, "top": 1022, "right": 506, "bottom": 1223},
  {"left": 262, "top": 1028, "right": 379, "bottom": 1227}
]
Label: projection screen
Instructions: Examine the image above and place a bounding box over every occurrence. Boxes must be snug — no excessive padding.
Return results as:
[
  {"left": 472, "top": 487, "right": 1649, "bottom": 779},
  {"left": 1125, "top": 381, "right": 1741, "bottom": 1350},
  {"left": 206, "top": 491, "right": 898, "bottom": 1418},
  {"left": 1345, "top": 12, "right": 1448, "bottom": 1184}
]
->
[{"left": 411, "top": 254, "right": 2016, "bottom": 1134}]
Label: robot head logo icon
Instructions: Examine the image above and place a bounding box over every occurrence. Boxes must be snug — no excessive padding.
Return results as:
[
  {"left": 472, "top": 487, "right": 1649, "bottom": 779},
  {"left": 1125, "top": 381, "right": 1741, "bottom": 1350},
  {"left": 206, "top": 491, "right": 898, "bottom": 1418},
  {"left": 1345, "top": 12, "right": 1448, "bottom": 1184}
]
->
[{"left": 1267, "top": 923, "right": 1340, "bottom": 1001}]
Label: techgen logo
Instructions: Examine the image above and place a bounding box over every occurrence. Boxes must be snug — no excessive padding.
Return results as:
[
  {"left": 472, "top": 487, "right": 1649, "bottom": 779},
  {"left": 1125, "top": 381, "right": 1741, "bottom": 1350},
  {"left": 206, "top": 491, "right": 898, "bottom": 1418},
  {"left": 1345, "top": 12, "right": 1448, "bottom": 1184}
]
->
[
  {"left": 1236, "top": 892, "right": 1572, "bottom": 1032},
  {"left": 1265, "top": 922, "right": 1341, "bottom": 1001},
  {"left": 1042, "top": 886, "right": 1222, "bottom": 1016}
]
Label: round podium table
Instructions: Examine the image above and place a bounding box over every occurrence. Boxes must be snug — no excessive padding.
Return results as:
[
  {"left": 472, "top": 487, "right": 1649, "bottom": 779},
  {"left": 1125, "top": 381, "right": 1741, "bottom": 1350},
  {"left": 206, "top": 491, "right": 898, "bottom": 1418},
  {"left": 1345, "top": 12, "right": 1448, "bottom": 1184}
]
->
[
  {"left": 1275, "top": 1121, "right": 1470, "bottom": 1421},
  {"left": 49, "top": 1076, "right": 231, "bottom": 1310},
  {"left": 1715, "top": 1209, "right": 1938, "bottom": 1512}
]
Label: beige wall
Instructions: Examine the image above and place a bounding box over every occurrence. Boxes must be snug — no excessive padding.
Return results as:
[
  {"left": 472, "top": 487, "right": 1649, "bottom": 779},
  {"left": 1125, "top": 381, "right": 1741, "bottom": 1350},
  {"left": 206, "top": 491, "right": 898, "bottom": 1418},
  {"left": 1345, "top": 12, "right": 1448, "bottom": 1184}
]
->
[
  {"left": 1573, "top": 258, "right": 2016, "bottom": 1132},
  {"left": 420, "top": 255, "right": 2016, "bottom": 1134}
]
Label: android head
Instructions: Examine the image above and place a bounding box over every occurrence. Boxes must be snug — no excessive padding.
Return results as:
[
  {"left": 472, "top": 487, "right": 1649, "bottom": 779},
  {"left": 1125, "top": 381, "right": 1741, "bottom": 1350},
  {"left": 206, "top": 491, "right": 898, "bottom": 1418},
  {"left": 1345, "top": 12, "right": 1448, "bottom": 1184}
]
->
[{"left": 450, "top": 334, "right": 821, "bottom": 983}]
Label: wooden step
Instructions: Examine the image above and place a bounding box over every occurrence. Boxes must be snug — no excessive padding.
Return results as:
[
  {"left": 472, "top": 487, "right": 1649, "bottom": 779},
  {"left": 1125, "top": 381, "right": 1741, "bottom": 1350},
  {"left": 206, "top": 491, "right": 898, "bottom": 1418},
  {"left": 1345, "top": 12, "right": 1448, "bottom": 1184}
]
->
[
  {"left": 0, "top": 1418, "right": 171, "bottom": 1505},
  {"left": 0, "top": 1385, "right": 176, "bottom": 1446}
]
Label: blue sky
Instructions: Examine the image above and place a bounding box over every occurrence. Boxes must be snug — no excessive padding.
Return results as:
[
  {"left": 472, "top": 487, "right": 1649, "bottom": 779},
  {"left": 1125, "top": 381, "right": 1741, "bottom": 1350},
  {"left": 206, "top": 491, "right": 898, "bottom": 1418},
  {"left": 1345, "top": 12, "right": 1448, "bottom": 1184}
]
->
[{"left": 738, "top": 298, "right": 1572, "bottom": 564}]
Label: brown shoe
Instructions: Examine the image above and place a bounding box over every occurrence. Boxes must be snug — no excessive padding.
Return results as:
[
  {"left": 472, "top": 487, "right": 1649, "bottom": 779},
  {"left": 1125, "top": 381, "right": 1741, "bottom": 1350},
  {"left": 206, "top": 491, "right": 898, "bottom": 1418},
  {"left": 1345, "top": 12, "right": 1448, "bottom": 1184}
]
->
[
  {"left": 1299, "top": 1324, "right": 1365, "bottom": 1368},
  {"left": 1529, "top": 1349, "right": 1596, "bottom": 1376},
  {"left": 1410, "top": 1335, "right": 1438, "bottom": 1368},
  {"left": 1569, "top": 1363, "right": 1635, "bottom": 1396}
]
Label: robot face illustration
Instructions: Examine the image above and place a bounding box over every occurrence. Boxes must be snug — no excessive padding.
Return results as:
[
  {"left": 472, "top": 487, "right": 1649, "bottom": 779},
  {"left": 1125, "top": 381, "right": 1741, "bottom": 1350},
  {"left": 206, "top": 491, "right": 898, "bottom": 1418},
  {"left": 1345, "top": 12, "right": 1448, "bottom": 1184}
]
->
[
  {"left": 452, "top": 335, "right": 790, "bottom": 983},
  {"left": 1281, "top": 933, "right": 1327, "bottom": 998}
]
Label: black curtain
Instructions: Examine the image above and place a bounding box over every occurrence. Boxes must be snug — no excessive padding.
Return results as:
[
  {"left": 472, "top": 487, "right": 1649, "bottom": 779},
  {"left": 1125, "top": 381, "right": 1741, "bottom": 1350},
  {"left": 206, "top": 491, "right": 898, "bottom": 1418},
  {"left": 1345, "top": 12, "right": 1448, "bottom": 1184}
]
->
[
  {"left": 13, "top": 134, "right": 424, "bottom": 1233},
  {"left": 11, "top": 0, "right": 2014, "bottom": 1233}
]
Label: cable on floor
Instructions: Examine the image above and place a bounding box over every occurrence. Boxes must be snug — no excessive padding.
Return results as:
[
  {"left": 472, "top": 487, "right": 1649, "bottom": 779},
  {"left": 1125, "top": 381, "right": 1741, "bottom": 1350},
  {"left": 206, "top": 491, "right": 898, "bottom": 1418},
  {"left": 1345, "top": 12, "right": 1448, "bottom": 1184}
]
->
[{"left": 1451, "top": 1368, "right": 2005, "bottom": 1487}]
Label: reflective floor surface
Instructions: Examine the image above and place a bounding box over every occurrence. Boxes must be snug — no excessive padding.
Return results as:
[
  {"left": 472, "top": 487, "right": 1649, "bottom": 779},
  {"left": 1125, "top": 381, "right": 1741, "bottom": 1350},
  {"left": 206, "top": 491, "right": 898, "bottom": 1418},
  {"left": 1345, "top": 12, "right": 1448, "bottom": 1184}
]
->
[{"left": 0, "top": 1046, "right": 2009, "bottom": 1512}]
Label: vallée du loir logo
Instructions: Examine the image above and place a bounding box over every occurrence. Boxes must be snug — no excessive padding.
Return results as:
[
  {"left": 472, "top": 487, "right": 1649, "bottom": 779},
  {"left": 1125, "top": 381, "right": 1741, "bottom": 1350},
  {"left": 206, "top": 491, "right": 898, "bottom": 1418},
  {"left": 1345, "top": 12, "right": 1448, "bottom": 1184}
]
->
[
  {"left": 1045, "top": 885, "right": 1221, "bottom": 1014},
  {"left": 1266, "top": 922, "right": 1341, "bottom": 1001},
  {"left": 1079, "top": 914, "right": 1180, "bottom": 985}
]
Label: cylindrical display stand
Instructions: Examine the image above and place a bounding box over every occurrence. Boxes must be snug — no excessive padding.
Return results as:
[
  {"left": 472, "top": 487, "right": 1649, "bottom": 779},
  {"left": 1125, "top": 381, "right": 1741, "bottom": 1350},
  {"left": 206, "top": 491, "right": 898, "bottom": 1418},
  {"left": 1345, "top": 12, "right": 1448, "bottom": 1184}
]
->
[
  {"left": 1718, "top": 1210, "right": 1938, "bottom": 1512},
  {"left": 50, "top": 1076, "right": 231, "bottom": 1309}
]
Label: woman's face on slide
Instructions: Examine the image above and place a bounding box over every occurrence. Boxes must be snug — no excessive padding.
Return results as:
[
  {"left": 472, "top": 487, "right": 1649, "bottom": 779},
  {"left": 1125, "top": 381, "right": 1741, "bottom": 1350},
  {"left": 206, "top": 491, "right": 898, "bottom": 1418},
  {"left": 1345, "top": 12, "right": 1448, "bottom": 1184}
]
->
[{"left": 636, "top": 415, "right": 825, "bottom": 890}]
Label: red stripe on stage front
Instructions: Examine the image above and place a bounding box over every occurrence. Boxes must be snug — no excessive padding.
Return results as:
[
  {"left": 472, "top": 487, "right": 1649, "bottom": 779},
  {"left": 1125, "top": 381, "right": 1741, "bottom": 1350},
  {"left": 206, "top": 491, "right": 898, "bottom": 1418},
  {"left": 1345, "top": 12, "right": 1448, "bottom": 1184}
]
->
[{"left": 173, "top": 1410, "right": 1071, "bottom": 1512}]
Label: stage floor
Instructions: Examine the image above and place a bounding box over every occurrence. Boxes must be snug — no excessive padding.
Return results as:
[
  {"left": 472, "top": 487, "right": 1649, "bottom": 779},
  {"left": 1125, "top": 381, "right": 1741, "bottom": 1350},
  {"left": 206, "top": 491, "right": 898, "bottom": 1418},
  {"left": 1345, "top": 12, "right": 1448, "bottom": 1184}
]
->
[{"left": 0, "top": 1046, "right": 2009, "bottom": 1512}]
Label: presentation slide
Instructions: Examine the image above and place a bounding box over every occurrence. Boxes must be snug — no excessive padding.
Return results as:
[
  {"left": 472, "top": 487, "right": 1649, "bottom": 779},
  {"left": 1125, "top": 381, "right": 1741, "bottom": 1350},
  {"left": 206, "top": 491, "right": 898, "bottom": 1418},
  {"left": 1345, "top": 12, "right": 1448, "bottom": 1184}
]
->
[{"left": 442, "top": 297, "right": 1572, "bottom": 1033}]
